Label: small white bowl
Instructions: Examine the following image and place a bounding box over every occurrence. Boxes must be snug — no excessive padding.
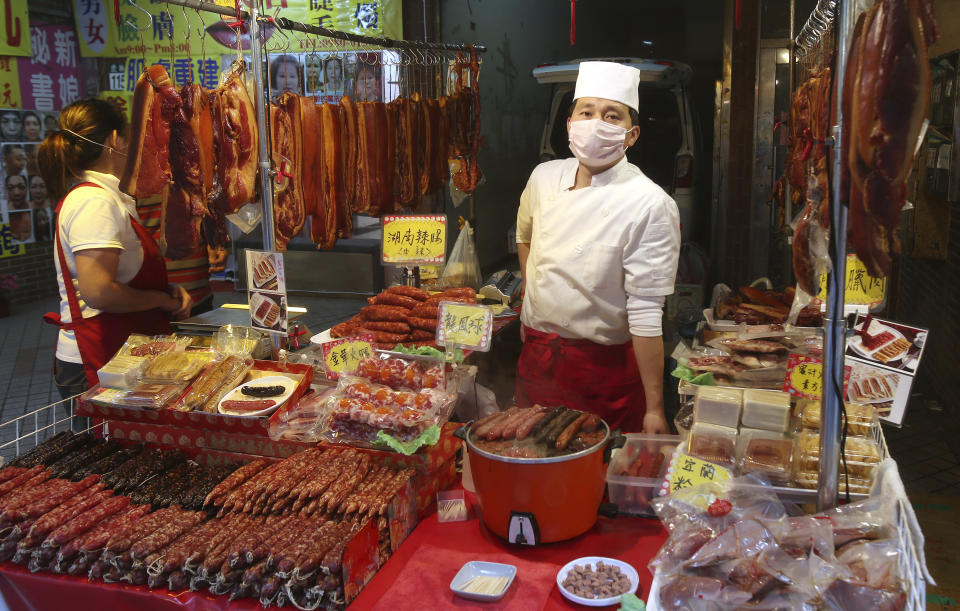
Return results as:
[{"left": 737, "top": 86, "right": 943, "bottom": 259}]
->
[
  {"left": 556, "top": 556, "right": 639, "bottom": 607},
  {"left": 450, "top": 561, "right": 517, "bottom": 602}
]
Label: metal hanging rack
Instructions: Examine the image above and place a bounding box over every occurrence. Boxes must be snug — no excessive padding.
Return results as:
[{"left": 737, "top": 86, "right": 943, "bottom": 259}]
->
[
  {"left": 794, "top": 0, "right": 839, "bottom": 57},
  {"left": 132, "top": 0, "right": 484, "bottom": 254}
]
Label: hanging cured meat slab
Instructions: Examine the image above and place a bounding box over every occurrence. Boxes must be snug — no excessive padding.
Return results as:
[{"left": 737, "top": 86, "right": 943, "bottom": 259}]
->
[
  {"left": 214, "top": 65, "right": 259, "bottom": 214},
  {"left": 119, "top": 65, "right": 179, "bottom": 199},
  {"left": 271, "top": 93, "right": 306, "bottom": 252}
]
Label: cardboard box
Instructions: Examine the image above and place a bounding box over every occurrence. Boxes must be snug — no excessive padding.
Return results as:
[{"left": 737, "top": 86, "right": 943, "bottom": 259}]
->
[{"left": 205, "top": 430, "right": 312, "bottom": 458}]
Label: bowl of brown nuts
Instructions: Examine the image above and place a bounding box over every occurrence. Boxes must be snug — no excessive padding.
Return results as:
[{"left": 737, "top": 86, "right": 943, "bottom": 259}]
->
[{"left": 556, "top": 556, "right": 639, "bottom": 607}]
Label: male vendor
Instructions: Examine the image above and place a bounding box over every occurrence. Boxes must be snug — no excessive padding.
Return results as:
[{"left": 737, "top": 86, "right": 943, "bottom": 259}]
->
[{"left": 515, "top": 61, "right": 681, "bottom": 433}]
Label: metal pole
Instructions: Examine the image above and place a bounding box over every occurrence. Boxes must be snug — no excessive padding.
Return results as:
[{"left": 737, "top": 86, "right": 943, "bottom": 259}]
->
[
  {"left": 274, "top": 17, "right": 485, "bottom": 53},
  {"left": 249, "top": 2, "right": 276, "bottom": 252},
  {"left": 152, "top": 0, "right": 249, "bottom": 19},
  {"left": 818, "top": 0, "right": 852, "bottom": 512}
]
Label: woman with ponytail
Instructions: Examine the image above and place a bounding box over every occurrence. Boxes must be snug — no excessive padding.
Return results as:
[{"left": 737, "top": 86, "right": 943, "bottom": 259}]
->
[{"left": 40, "top": 98, "right": 192, "bottom": 399}]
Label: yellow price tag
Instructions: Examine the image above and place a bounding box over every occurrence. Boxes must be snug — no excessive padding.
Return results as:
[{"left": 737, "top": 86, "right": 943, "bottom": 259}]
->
[
  {"left": 381, "top": 215, "right": 447, "bottom": 265},
  {"left": 661, "top": 453, "right": 732, "bottom": 507},
  {"left": 321, "top": 334, "right": 375, "bottom": 380},
  {"left": 0, "top": 223, "right": 26, "bottom": 258},
  {"left": 437, "top": 302, "right": 493, "bottom": 351},
  {"left": 783, "top": 353, "right": 851, "bottom": 400},
  {"left": 817, "top": 254, "right": 886, "bottom": 307}
]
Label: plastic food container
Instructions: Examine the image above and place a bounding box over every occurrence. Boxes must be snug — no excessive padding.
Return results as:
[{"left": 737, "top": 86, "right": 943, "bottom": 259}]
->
[
  {"left": 737, "top": 429, "right": 792, "bottom": 484},
  {"left": 449, "top": 561, "right": 516, "bottom": 601},
  {"left": 111, "top": 383, "right": 186, "bottom": 409},
  {"left": 793, "top": 430, "right": 881, "bottom": 480},
  {"left": 740, "top": 389, "right": 792, "bottom": 432},
  {"left": 687, "top": 422, "right": 738, "bottom": 469},
  {"left": 142, "top": 351, "right": 213, "bottom": 384},
  {"left": 800, "top": 401, "right": 878, "bottom": 437},
  {"left": 606, "top": 434, "right": 681, "bottom": 517},
  {"left": 693, "top": 386, "right": 743, "bottom": 428},
  {"left": 97, "top": 355, "right": 148, "bottom": 389}
]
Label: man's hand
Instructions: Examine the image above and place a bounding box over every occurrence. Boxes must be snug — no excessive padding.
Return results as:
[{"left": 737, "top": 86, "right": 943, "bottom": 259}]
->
[
  {"left": 167, "top": 284, "right": 193, "bottom": 321},
  {"left": 642, "top": 410, "right": 669, "bottom": 435}
]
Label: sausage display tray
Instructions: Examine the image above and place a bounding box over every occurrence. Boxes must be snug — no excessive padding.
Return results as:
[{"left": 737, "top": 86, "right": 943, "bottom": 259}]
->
[{"left": 78, "top": 360, "right": 314, "bottom": 436}]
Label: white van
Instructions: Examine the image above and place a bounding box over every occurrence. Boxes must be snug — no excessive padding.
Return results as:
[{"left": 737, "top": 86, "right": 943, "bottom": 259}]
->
[{"left": 532, "top": 58, "right": 698, "bottom": 238}]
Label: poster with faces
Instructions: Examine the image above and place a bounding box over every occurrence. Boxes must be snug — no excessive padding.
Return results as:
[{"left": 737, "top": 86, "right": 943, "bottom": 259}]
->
[
  {"left": 257, "top": 51, "right": 387, "bottom": 105},
  {"left": 0, "top": 109, "right": 57, "bottom": 244}
]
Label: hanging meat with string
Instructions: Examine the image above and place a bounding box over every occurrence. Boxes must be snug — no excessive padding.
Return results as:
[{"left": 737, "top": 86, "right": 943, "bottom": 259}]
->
[
  {"left": 451, "top": 46, "right": 483, "bottom": 194},
  {"left": 160, "top": 84, "right": 212, "bottom": 261},
  {"left": 120, "top": 65, "right": 179, "bottom": 199},
  {"left": 212, "top": 63, "right": 259, "bottom": 214},
  {"left": 322, "top": 103, "right": 352, "bottom": 241},
  {"left": 846, "top": 0, "right": 938, "bottom": 277},
  {"left": 270, "top": 93, "right": 306, "bottom": 251}
]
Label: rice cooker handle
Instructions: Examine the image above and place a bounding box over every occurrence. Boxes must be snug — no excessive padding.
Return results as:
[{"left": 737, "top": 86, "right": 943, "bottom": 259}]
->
[
  {"left": 603, "top": 433, "right": 626, "bottom": 464},
  {"left": 453, "top": 424, "right": 470, "bottom": 441}
]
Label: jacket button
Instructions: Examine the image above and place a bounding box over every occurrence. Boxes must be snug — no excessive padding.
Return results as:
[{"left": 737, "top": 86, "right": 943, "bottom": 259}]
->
[{"left": 562, "top": 320, "right": 569, "bottom": 327}]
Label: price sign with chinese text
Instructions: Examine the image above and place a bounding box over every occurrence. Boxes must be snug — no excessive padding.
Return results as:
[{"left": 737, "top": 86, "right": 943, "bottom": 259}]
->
[
  {"left": 381, "top": 215, "right": 446, "bottom": 265},
  {"left": 783, "top": 353, "right": 851, "bottom": 400},
  {"left": 437, "top": 302, "right": 493, "bottom": 351},
  {"left": 817, "top": 254, "right": 886, "bottom": 309},
  {"left": 321, "top": 334, "right": 375, "bottom": 380},
  {"left": 660, "top": 452, "right": 732, "bottom": 499},
  {"left": 0, "top": 0, "right": 30, "bottom": 57}
]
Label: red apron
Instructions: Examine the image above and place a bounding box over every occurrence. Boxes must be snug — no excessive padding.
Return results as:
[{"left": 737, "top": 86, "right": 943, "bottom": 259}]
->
[
  {"left": 515, "top": 326, "right": 646, "bottom": 432},
  {"left": 44, "top": 182, "right": 171, "bottom": 387}
]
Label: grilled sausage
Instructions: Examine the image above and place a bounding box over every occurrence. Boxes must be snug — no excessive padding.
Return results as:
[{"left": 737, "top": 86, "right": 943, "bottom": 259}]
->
[{"left": 556, "top": 413, "right": 590, "bottom": 450}]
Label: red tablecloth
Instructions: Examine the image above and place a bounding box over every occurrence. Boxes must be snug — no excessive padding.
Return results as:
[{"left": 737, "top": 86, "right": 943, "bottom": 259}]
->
[
  {"left": 0, "top": 492, "right": 666, "bottom": 611},
  {"left": 351, "top": 492, "right": 667, "bottom": 610}
]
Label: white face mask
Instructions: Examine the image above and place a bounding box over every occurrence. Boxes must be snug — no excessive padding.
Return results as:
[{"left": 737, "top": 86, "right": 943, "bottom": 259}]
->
[{"left": 567, "top": 119, "right": 628, "bottom": 167}]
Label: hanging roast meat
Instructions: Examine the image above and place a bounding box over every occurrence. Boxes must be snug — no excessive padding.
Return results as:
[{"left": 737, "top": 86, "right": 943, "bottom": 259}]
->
[
  {"left": 353, "top": 101, "right": 393, "bottom": 216},
  {"left": 451, "top": 46, "right": 483, "bottom": 194},
  {"left": 270, "top": 93, "right": 306, "bottom": 251},
  {"left": 339, "top": 95, "right": 359, "bottom": 212},
  {"left": 298, "top": 97, "right": 321, "bottom": 239},
  {"left": 120, "top": 65, "right": 179, "bottom": 199},
  {"left": 160, "top": 84, "right": 214, "bottom": 261},
  {"left": 213, "top": 64, "right": 259, "bottom": 214},
  {"left": 322, "top": 103, "right": 352, "bottom": 241},
  {"left": 846, "top": 0, "right": 938, "bottom": 277},
  {"left": 390, "top": 97, "right": 420, "bottom": 210}
]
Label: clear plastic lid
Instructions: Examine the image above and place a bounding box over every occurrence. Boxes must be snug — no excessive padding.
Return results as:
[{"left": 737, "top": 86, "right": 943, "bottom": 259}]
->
[
  {"left": 175, "top": 355, "right": 253, "bottom": 412},
  {"left": 793, "top": 470, "right": 874, "bottom": 494},
  {"left": 800, "top": 401, "right": 878, "bottom": 437},
  {"left": 693, "top": 386, "right": 742, "bottom": 429},
  {"left": 97, "top": 355, "right": 149, "bottom": 390},
  {"left": 119, "top": 334, "right": 194, "bottom": 358},
  {"left": 142, "top": 351, "right": 214, "bottom": 384},
  {"left": 688, "top": 422, "right": 738, "bottom": 468},
  {"left": 793, "top": 430, "right": 881, "bottom": 478},
  {"left": 740, "top": 389, "right": 792, "bottom": 432},
  {"left": 111, "top": 383, "right": 187, "bottom": 409},
  {"left": 737, "top": 429, "right": 792, "bottom": 483}
]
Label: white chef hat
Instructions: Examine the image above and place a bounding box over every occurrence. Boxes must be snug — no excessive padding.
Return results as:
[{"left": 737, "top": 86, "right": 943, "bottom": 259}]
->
[{"left": 574, "top": 61, "right": 641, "bottom": 112}]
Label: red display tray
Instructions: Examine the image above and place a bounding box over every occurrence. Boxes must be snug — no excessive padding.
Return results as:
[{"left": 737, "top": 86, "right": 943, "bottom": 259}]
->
[{"left": 78, "top": 360, "right": 314, "bottom": 436}]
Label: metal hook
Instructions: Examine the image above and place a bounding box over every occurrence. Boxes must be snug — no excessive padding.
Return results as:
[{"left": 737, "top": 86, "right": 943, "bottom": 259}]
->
[{"left": 125, "top": 0, "right": 153, "bottom": 31}]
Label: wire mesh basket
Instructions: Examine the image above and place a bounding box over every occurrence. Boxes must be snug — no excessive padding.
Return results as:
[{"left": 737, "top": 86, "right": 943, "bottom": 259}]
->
[{"left": 0, "top": 396, "right": 106, "bottom": 466}]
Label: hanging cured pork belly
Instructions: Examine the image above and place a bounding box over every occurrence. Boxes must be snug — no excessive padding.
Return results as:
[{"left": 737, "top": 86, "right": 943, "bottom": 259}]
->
[
  {"left": 213, "top": 64, "right": 259, "bottom": 213},
  {"left": 311, "top": 103, "right": 337, "bottom": 249},
  {"left": 354, "top": 101, "right": 393, "bottom": 216},
  {"left": 339, "top": 96, "right": 359, "bottom": 212},
  {"left": 845, "top": 0, "right": 938, "bottom": 277},
  {"left": 390, "top": 97, "right": 420, "bottom": 211},
  {"left": 119, "top": 65, "right": 178, "bottom": 198},
  {"left": 451, "top": 46, "right": 483, "bottom": 194},
  {"left": 414, "top": 94, "right": 432, "bottom": 197},
  {"left": 161, "top": 84, "right": 211, "bottom": 260},
  {"left": 320, "top": 103, "right": 352, "bottom": 240},
  {"left": 271, "top": 93, "right": 306, "bottom": 251}
]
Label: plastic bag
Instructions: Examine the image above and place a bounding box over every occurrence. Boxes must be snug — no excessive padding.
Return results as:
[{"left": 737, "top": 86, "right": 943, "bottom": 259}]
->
[
  {"left": 174, "top": 355, "right": 253, "bottom": 412},
  {"left": 439, "top": 221, "right": 481, "bottom": 290},
  {"left": 355, "top": 354, "right": 446, "bottom": 392},
  {"left": 268, "top": 386, "right": 338, "bottom": 442}
]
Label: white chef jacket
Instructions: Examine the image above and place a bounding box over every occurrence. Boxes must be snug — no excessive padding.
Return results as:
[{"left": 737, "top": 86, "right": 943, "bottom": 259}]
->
[
  {"left": 55, "top": 171, "right": 145, "bottom": 363},
  {"left": 516, "top": 156, "right": 681, "bottom": 345}
]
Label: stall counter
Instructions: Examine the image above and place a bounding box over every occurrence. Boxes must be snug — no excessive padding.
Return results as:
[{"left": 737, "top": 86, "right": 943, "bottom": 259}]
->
[{"left": 0, "top": 492, "right": 667, "bottom": 610}]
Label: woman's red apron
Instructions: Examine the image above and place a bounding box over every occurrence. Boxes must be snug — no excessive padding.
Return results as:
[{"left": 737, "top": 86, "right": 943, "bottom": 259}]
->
[
  {"left": 515, "top": 326, "right": 646, "bottom": 432},
  {"left": 44, "top": 182, "right": 171, "bottom": 387}
]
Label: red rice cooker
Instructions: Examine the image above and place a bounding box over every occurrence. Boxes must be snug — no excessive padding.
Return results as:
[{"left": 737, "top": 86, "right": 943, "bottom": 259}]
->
[{"left": 458, "top": 421, "right": 623, "bottom": 544}]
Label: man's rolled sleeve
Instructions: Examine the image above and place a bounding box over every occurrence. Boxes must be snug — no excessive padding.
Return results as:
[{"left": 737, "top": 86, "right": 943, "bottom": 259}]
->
[{"left": 623, "top": 194, "right": 681, "bottom": 297}]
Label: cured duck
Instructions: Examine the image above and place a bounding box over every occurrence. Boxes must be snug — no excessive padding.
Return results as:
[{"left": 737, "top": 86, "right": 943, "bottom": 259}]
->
[
  {"left": 119, "top": 65, "right": 179, "bottom": 199},
  {"left": 846, "top": 0, "right": 938, "bottom": 277}
]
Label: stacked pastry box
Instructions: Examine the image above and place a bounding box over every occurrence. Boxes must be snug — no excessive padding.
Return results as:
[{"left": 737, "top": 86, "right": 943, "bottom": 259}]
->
[
  {"left": 267, "top": 351, "right": 463, "bottom": 517},
  {"left": 684, "top": 385, "right": 882, "bottom": 493},
  {"left": 76, "top": 332, "right": 314, "bottom": 445}
]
